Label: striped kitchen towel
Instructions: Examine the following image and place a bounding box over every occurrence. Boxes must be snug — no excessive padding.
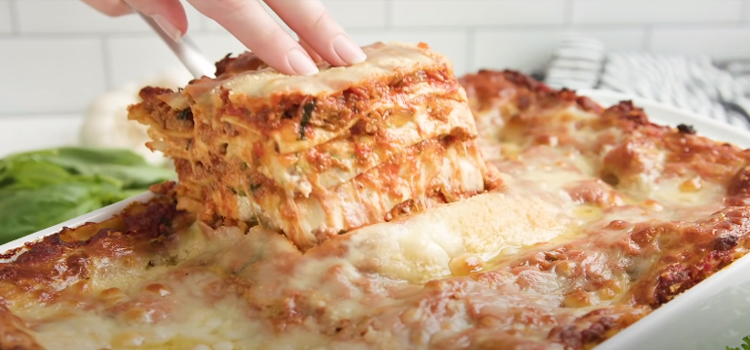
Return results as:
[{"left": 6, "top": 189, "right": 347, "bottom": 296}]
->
[{"left": 543, "top": 37, "right": 750, "bottom": 130}]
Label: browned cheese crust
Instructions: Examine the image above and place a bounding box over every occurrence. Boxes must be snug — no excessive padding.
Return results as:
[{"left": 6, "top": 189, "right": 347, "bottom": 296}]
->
[
  {"left": 0, "top": 70, "right": 748, "bottom": 350},
  {"left": 0, "top": 185, "right": 194, "bottom": 350}
]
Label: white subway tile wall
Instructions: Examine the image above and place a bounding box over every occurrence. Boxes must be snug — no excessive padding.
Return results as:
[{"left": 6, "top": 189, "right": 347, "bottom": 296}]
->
[
  {"left": 474, "top": 28, "right": 646, "bottom": 73},
  {"left": 0, "top": 1, "right": 12, "bottom": 34},
  {"left": 650, "top": 27, "right": 750, "bottom": 59},
  {"left": 0, "top": 38, "right": 106, "bottom": 114},
  {"left": 202, "top": 1, "right": 295, "bottom": 35},
  {"left": 106, "top": 36, "right": 188, "bottom": 88},
  {"left": 391, "top": 0, "right": 566, "bottom": 26},
  {"left": 1, "top": 0, "right": 749, "bottom": 116},
  {"left": 16, "top": 0, "right": 201, "bottom": 34},
  {"left": 320, "top": 0, "right": 387, "bottom": 28},
  {"left": 571, "top": 0, "right": 745, "bottom": 24}
]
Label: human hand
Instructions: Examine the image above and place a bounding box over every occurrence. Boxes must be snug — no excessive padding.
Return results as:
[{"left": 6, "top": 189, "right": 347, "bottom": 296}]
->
[{"left": 82, "top": 0, "right": 367, "bottom": 76}]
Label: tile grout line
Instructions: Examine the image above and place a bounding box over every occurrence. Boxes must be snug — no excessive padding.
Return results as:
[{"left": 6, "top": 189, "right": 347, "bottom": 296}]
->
[
  {"left": 0, "top": 113, "right": 83, "bottom": 118},
  {"left": 384, "top": 0, "right": 393, "bottom": 28},
  {"left": 8, "top": 0, "right": 19, "bottom": 34},
  {"left": 100, "top": 36, "right": 114, "bottom": 90},
  {"left": 642, "top": 25, "right": 653, "bottom": 51},
  {"left": 564, "top": 0, "right": 575, "bottom": 25},
  {"left": 466, "top": 28, "right": 475, "bottom": 74},
  {"left": 0, "top": 23, "right": 746, "bottom": 40}
]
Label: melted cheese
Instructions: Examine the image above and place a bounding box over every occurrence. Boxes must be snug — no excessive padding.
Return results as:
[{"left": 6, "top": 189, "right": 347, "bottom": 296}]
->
[
  {"left": 220, "top": 42, "right": 443, "bottom": 98},
  {"left": 12, "top": 133, "right": 733, "bottom": 349},
  {"left": 344, "top": 190, "right": 577, "bottom": 284},
  {"left": 9, "top": 171, "right": 584, "bottom": 350},
  {"left": 5, "top": 71, "right": 750, "bottom": 350},
  {"left": 241, "top": 138, "right": 488, "bottom": 246}
]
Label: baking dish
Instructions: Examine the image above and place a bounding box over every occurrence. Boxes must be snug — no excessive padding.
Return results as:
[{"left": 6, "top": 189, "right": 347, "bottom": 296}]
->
[
  {"left": 584, "top": 90, "right": 750, "bottom": 350},
  {"left": 1, "top": 89, "right": 749, "bottom": 349}
]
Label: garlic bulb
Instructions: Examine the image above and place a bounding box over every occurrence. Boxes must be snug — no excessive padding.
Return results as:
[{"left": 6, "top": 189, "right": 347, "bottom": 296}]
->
[{"left": 79, "top": 67, "right": 194, "bottom": 165}]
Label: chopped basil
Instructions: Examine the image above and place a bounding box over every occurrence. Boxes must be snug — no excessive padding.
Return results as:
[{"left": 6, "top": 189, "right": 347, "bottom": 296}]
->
[
  {"left": 177, "top": 108, "right": 193, "bottom": 121},
  {"left": 299, "top": 100, "right": 316, "bottom": 140}
]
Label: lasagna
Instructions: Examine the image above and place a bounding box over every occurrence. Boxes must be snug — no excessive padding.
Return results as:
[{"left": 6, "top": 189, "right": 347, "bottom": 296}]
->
[
  {"left": 1, "top": 58, "right": 750, "bottom": 349},
  {"left": 128, "top": 42, "right": 489, "bottom": 249}
]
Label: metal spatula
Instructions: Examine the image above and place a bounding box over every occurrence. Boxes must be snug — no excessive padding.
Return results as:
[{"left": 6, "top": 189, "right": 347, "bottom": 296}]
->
[{"left": 135, "top": 11, "right": 216, "bottom": 79}]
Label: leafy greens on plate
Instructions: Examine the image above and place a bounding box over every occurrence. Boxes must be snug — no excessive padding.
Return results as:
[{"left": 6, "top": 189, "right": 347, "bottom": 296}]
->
[{"left": 0, "top": 147, "right": 175, "bottom": 244}]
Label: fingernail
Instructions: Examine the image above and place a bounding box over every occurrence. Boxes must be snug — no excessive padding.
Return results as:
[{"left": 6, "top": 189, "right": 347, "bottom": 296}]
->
[
  {"left": 287, "top": 48, "right": 319, "bottom": 76},
  {"left": 333, "top": 35, "right": 366, "bottom": 65},
  {"left": 152, "top": 14, "right": 182, "bottom": 42}
]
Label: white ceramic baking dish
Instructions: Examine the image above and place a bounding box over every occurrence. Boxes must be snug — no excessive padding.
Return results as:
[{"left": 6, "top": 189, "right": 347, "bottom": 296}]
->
[
  {"left": 1, "top": 90, "right": 748, "bottom": 349},
  {"left": 582, "top": 90, "right": 750, "bottom": 350}
]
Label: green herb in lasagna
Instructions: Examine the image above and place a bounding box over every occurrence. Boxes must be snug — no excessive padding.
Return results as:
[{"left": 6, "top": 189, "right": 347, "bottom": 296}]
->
[{"left": 299, "top": 100, "right": 316, "bottom": 140}]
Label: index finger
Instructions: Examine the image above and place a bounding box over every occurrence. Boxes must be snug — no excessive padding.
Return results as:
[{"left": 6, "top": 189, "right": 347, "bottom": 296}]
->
[
  {"left": 81, "top": 0, "right": 133, "bottom": 17},
  {"left": 187, "top": 0, "right": 319, "bottom": 76},
  {"left": 265, "top": 0, "right": 366, "bottom": 67}
]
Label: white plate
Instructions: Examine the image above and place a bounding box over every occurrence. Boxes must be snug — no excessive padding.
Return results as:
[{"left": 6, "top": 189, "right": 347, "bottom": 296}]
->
[{"left": 1, "top": 91, "right": 749, "bottom": 349}]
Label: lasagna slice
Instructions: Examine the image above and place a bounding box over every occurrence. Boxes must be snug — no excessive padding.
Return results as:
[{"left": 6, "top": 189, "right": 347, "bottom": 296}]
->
[{"left": 129, "top": 42, "right": 489, "bottom": 249}]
